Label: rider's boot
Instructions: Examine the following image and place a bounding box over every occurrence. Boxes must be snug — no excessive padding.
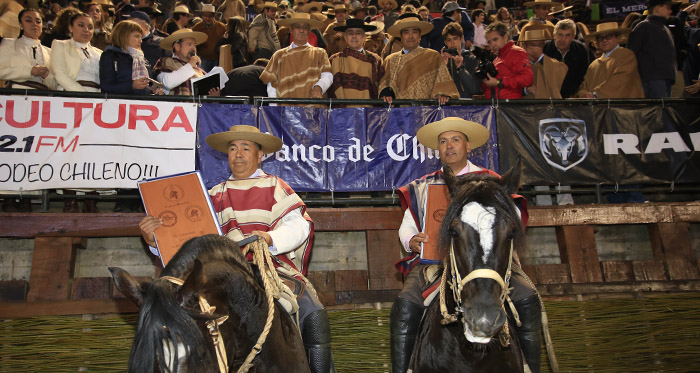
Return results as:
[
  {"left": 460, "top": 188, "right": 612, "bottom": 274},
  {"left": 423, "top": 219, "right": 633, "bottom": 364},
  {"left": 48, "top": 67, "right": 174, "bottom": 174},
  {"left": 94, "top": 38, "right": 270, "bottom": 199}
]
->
[
  {"left": 390, "top": 297, "right": 424, "bottom": 373},
  {"left": 514, "top": 294, "right": 543, "bottom": 373},
  {"left": 302, "top": 308, "right": 335, "bottom": 373}
]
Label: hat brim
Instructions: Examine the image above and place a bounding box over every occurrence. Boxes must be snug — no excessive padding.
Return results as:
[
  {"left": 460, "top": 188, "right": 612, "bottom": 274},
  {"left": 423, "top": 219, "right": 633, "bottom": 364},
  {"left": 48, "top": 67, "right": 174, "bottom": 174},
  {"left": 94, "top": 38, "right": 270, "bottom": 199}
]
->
[
  {"left": 387, "top": 20, "right": 433, "bottom": 38},
  {"left": 523, "top": 0, "right": 557, "bottom": 6},
  {"left": 334, "top": 23, "right": 377, "bottom": 32},
  {"left": 416, "top": 118, "right": 490, "bottom": 150},
  {"left": 159, "top": 30, "right": 208, "bottom": 49},
  {"left": 549, "top": 5, "right": 574, "bottom": 15},
  {"left": 584, "top": 27, "right": 630, "bottom": 42},
  {"left": 366, "top": 23, "right": 385, "bottom": 35},
  {"left": 277, "top": 16, "right": 326, "bottom": 29},
  {"left": 378, "top": 0, "right": 398, "bottom": 9},
  {"left": 206, "top": 130, "right": 283, "bottom": 154},
  {"left": 300, "top": 2, "right": 324, "bottom": 13}
]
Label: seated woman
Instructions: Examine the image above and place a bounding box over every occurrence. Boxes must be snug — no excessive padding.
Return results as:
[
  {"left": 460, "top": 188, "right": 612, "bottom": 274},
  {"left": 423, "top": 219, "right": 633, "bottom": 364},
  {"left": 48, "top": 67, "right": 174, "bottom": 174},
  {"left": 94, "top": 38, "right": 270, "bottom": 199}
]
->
[
  {"left": 0, "top": 8, "right": 57, "bottom": 90},
  {"left": 50, "top": 12, "right": 102, "bottom": 92},
  {"left": 216, "top": 16, "right": 250, "bottom": 69},
  {"left": 99, "top": 20, "right": 151, "bottom": 95}
]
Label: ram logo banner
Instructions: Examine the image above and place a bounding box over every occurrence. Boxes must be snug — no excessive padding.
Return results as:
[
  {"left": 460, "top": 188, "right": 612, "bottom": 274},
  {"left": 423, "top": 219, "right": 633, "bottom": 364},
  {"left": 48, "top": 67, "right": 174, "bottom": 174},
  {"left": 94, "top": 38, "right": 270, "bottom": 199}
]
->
[{"left": 539, "top": 118, "right": 588, "bottom": 171}]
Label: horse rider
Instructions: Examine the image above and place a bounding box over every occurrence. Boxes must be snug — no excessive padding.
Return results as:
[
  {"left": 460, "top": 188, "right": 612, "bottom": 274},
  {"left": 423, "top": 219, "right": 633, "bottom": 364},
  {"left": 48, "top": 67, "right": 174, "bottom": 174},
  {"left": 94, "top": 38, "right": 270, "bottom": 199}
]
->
[
  {"left": 139, "top": 125, "right": 334, "bottom": 373},
  {"left": 392, "top": 117, "right": 543, "bottom": 373}
]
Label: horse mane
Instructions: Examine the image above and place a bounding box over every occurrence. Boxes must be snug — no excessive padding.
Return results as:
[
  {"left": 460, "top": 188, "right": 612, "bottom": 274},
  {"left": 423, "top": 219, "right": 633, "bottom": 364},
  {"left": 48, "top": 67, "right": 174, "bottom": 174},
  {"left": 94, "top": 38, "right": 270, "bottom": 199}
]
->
[
  {"left": 438, "top": 173, "right": 525, "bottom": 259},
  {"left": 130, "top": 235, "right": 255, "bottom": 373}
]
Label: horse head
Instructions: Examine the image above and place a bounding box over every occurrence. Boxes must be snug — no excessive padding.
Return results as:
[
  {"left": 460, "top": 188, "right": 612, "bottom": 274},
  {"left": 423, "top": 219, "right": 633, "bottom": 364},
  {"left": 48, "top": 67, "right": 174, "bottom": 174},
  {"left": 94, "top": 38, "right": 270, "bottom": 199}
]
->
[
  {"left": 440, "top": 161, "right": 524, "bottom": 345},
  {"left": 110, "top": 236, "right": 240, "bottom": 373}
]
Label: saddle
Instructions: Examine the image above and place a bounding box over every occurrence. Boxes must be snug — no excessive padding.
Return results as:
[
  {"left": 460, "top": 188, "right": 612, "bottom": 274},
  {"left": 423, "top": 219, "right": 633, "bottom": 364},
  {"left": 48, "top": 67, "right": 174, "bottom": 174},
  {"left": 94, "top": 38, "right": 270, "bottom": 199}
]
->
[
  {"left": 420, "top": 264, "right": 444, "bottom": 308},
  {"left": 252, "top": 263, "right": 306, "bottom": 316}
]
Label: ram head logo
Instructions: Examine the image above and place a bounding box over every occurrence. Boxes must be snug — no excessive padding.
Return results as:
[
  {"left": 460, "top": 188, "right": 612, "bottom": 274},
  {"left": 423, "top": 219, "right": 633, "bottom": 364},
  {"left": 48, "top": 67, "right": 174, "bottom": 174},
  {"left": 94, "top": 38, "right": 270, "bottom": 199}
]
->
[{"left": 539, "top": 119, "right": 588, "bottom": 171}]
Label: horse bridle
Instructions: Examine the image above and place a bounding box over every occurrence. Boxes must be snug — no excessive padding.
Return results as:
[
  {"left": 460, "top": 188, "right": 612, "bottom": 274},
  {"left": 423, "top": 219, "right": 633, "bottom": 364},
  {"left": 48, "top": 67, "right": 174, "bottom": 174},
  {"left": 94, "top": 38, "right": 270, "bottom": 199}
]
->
[{"left": 438, "top": 239, "right": 519, "bottom": 347}]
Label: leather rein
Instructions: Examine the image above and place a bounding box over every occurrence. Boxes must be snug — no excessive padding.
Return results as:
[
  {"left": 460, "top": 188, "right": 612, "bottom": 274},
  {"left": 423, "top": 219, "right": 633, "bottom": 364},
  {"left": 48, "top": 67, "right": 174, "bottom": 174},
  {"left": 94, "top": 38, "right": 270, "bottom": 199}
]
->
[{"left": 438, "top": 239, "right": 521, "bottom": 347}]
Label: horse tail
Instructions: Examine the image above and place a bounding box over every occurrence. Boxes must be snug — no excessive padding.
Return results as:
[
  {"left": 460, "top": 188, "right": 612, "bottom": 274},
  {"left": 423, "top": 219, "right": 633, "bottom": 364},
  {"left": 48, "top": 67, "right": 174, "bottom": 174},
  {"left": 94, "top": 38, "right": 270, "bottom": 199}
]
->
[{"left": 128, "top": 279, "right": 214, "bottom": 373}]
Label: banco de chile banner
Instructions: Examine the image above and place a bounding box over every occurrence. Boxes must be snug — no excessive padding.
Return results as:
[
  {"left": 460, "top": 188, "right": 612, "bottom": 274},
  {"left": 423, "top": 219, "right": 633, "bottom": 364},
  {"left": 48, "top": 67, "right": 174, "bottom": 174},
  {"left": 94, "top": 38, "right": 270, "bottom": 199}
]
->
[{"left": 197, "top": 104, "right": 497, "bottom": 192}]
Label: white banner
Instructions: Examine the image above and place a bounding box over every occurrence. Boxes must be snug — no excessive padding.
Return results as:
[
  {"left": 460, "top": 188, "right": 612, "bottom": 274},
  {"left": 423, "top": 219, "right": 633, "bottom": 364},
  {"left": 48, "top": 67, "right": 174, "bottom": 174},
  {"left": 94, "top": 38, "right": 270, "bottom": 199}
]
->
[{"left": 0, "top": 96, "right": 198, "bottom": 191}]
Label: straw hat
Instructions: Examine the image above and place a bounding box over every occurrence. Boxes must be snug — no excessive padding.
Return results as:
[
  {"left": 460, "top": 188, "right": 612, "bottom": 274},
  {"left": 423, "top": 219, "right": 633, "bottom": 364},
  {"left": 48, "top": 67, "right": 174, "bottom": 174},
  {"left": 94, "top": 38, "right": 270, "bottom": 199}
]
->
[
  {"left": 259, "top": 1, "right": 279, "bottom": 10},
  {"left": 378, "top": 0, "right": 398, "bottom": 10},
  {"left": 386, "top": 15, "right": 433, "bottom": 38},
  {"left": 173, "top": 4, "right": 193, "bottom": 15},
  {"left": 519, "top": 28, "right": 553, "bottom": 43},
  {"left": 523, "top": 0, "right": 558, "bottom": 7},
  {"left": 417, "top": 117, "right": 490, "bottom": 150},
  {"left": 334, "top": 18, "right": 377, "bottom": 32},
  {"left": 159, "top": 28, "right": 208, "bottom": 49},
  {"left": 583, "top": 22, "right": 630, "bottom": 42},
  {"left": 277, "top": 12, "right": 326, "bottom": 29},
  {"left": 366, "top": 21, "right": 384, "bottom": 35},
  {"left": 300, "top": 1, "right": 323, "bottom": 13},
  {"left": 196, "top": 4, "right": 217, "bottom": 14},
  {"left": 0, "top": 0, "right": 22, "bottom": 39},
  {"left": 548, "top": 3, "right": 573, "bottom": 16},
  {"left": 206, "top": 125, "right": 283, "bottom": 154}
]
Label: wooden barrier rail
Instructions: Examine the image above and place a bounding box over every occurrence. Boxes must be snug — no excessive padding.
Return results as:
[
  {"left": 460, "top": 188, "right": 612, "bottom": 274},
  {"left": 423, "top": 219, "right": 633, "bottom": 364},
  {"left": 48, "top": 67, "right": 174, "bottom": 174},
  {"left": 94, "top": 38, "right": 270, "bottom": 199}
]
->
[{"left": 1, "top": 202, "right": 700, "bottom": 318}]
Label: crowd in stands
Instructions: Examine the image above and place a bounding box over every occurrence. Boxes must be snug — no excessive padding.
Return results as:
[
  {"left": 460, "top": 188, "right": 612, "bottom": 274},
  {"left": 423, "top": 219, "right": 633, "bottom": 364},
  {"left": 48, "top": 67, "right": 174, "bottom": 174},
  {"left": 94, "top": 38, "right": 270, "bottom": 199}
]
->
[{"left": 0, "top": 0, "right": 699, "bottom": 102}]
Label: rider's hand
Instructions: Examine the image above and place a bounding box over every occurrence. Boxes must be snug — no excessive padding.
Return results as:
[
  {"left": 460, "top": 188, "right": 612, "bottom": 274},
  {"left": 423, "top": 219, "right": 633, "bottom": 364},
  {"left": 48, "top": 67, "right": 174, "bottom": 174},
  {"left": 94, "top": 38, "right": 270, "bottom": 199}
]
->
[
  {"left": 139, "top": 216, "right": 162, "bottom": 247},
  {"left": 250, "top": 230, "right": 272, "bottom": 246},
  {"left": 409, "top": 232, "right": 428, "bottom": 253}
]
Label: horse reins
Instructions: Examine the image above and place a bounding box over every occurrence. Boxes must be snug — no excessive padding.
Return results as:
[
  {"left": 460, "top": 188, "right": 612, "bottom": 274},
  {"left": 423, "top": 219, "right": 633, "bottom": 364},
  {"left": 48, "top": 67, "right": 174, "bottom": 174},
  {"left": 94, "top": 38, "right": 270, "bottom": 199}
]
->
[
  {"left": 160, "top": 275, "right": 230, "bottom": 373},
  {"left": 438, "top": 239, "right": 521, "bottom": 347}
]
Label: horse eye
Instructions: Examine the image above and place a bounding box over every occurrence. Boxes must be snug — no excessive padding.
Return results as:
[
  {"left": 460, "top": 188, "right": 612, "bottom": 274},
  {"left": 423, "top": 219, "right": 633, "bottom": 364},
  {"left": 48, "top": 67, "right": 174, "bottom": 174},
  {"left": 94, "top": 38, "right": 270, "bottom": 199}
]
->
[{"left": 449, "top": 228, "right": 458, "bottom": 237}]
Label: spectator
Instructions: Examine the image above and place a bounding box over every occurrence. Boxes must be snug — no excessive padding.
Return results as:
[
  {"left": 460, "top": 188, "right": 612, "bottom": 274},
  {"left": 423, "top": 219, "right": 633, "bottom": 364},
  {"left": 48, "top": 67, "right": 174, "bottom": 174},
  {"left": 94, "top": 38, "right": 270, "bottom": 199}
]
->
[
  {"left": 0, "top": 8, "right": 57, "bottom": 90},
  {"left": 83, "top": 1, "right": 110, "bottom": 50},
  {"left": 495, "top": 6, "right": 519, "bottom": 37},
  {"left": 259, "top": 12, "right": 332, "bottom": 99},
  {"left": 155, "top": 28, "right": 220, "bottom": 95},
  {"left": 218, "top": 0, "right": 246, "bottom": 20},
  {"left": 216, "top": 16, "right": 250, "bottom": 69},
  {"left": 324, "top": 4, "right": 349, "bottom": 56},
  {"left": 327, "top": 18, "right": 384, "bottom": 99},
  {"left": 543, "top": 19, "right": 590, "bottom": 98},
  {"left": 679, "top": 3, "right": 700, "bottom": 96},
  {"left": 520, "top": 0, "right": 555, "bottom": 35},
  {"left": 521, "top": 28, "right": 567, "bottom": 98},
  {"left": 114, "top": 0, "right": 136, "bottom": 22},
  {"left": 163, "top": 5, "right": 193, "bottom": 35},
  {"left": 248, "top": 1, "right": 280, "bottom": 60},
  {"left": 42, "top": 6, "right": 80, "bottom": 47},
  {"left": 417, "top": 6, "right": 432, "bottom": 22},
  {"left": 627, "top": 0, "right": 677, "bottom": 98},
  {"left": 126, "top": 10, "right": 171, "bottom": 79},
  {"left": 192, "top": 4, "right": 227, "bottom": 72},
  {"left": 621, "top": 11, "right": 643, "bottom": 31},
  {"left": 471, "top": 9, "right": 487, "bottom": 48},
  {"left": 481, "top": 22, "right": 533, "bottom": 99},
  {"left": 221, "top": 57, "right": 268, "bottom": 96},
  {"left": 428, "top": 1, "right": 466, "bottom": 52},
  {"left": 349, "top": 6, "right": 368, "bottom": 21},
  {"left": 99, "top": 20, "right": 153, "bottom": 95},
  {"left": 378, "top": 0, "right": 399, "bottom": 29},
  {"left": 379, "top": 15, "right": 459, "bottom": 104},
  {"left": 441, "top": 22, "right": 480, "bottom": 98},
  {"left": 577, "top": 22, "right": 644, "bottom": 98},
  {"left": 50, "top": 12, "right": 103, "bottom": 92},
  {"left": 363, "top": 20, "right": 385, "bottom": 56},
  {"left": 138, "top": 4, "right": 169, "bottom": 38}
]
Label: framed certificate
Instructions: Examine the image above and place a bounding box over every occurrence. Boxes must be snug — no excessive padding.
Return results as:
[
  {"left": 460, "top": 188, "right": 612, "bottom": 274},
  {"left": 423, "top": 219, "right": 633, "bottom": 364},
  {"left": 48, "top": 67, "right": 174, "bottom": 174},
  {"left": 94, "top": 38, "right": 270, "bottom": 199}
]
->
[
  {"left": 421, "top": 184, "right": 450, "bottom": 263},
  {"left": 138, "top": 171, "right": 222, "bottom": 267}
]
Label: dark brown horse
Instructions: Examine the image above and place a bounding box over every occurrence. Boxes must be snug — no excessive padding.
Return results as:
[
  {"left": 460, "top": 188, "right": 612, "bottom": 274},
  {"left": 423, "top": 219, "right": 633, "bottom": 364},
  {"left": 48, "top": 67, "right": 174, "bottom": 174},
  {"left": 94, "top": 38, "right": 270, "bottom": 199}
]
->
[
  {"left": 110, "top": 234, "right": 309, "bottom": 373},
  {"left": 410, "top": 165, "right": 525, "bottom": 372}
]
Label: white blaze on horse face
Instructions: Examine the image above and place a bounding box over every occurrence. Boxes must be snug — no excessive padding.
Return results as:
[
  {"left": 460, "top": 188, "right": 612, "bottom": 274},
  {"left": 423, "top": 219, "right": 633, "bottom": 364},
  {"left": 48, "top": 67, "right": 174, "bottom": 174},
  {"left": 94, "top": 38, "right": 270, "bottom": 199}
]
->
[
  {"left": 163, "top": 338, "right": 188, "bottom": 372},
  {"left": 460, "top": 202, "right": 496, "bottom": 263}
]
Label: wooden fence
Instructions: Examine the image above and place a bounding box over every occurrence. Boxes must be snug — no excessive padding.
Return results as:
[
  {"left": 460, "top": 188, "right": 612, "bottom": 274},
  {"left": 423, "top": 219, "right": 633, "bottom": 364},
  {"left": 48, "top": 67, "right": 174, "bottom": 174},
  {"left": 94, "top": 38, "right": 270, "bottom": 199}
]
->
[{"left": 1, "top": 202, "right": 699, "bottom": 318}]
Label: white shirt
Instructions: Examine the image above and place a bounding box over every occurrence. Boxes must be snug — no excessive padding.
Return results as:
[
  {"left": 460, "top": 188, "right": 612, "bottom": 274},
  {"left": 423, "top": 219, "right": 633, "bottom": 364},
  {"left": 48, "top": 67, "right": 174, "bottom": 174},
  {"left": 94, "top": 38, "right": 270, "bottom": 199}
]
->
[
  {"left": 604, "top": 44, "right": 620, "bottom": 58},
  {"left": 73, "top": 41, "right": 101, "bottom": 84},
  {"left": 266, "top": 41, "right": 334, "bottom": 98},
  {"left": 156, "top": 56, "right": 197, "bottom": 94},
  {"left": 19, "top": 36, "right": 46, "bottom": 84},
  {"left": 398, "top": 161, "right": 483, "bottom": 252}
]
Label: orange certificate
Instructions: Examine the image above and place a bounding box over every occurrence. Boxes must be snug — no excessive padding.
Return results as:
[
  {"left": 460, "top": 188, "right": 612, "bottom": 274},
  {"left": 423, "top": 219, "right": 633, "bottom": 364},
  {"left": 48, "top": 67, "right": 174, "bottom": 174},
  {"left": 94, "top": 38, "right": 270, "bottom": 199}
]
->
[
  {"left": 421, "top": 184, "right": 450, "bottom": 263},
  {"left": 138, "top": 171, "right": 222, "bottom": 267}
]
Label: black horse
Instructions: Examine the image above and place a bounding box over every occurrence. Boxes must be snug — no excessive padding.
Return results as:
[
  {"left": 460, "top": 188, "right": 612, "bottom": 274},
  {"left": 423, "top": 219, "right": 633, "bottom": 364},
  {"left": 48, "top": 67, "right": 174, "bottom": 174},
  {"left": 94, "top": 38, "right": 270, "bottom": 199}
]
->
[
  {"left": 110, "top": 234, "right": 309, "bottom": 372},
  {"left": 410, "top": 165, "right": 526, "bottom": 372}
]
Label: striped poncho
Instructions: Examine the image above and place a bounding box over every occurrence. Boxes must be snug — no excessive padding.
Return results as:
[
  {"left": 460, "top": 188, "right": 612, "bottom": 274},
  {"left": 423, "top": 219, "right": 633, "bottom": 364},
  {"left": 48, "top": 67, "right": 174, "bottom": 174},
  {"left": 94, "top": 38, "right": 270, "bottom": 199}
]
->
[{"left": 259, "top": 45, "right": 331, "bottom": 98}]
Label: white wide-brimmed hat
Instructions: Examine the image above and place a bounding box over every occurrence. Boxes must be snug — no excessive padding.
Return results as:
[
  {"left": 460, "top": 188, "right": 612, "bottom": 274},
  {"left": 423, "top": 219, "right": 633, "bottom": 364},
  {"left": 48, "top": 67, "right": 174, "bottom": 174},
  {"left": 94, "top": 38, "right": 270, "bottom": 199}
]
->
[
  {"left": 386, "top": 16, "right": 433, "bottom": 37},
  {"left": 583, "top": 22, "right": 631, "bottom": 42},
  {"left": 159, "top": 28, "right": 208, "bottom": 49},
  {"left": 277, "top": 11, "right": 326, "bottom": 29},
  {"left": 416, "top": 117, "right": 490, "bottom": 150},
  {"left": 206, "top": 125, "right": 283, "bottom": 154}
]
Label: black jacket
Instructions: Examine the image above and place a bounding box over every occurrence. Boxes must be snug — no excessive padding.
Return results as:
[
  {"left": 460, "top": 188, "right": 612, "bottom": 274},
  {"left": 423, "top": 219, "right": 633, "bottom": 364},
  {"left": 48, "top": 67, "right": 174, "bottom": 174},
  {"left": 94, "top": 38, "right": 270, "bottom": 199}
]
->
[
  {"left": 142, "top": 32, "right": 172, "bottom": 79},
  {"left": 221, "top": 65, "right": 267, "bottom": 97},
  {"left": 627, "top": 15, "right": 677, "bottom": 82},
  {"left": 543, "top": 39, "right": 590, "bottom": 98},
  {"left": 446, "top": 49, "right": 481, "bottom": 98},
  {"left": 99, "top": 46, "right": 150, "bottom": 95}
]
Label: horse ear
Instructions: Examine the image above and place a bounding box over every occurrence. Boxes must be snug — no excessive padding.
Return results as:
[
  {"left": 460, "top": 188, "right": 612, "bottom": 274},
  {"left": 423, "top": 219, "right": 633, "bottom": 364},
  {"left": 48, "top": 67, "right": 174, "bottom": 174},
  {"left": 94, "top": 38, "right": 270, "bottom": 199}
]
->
[
  {"left": 500, "top": 158, "right": 522, "bottom": 195},
  {"left": 181, "top": 259, "right": 206, "bottom": 297},
  {"left": 109, "top": 267, "right": 144, "bottom": 307},
  {"left": 443, "top": 163, "right": 459, "bottom": 197}
]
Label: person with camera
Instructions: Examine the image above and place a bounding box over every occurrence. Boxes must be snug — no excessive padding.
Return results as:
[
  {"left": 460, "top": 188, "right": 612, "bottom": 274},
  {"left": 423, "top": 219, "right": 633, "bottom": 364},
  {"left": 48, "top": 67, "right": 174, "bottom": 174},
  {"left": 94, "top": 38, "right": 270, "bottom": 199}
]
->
[
  {"left": 441, "top": 22, "right": 480, "bottom": 98},
  {"left": 481, "top": 22, "right": 533, "bottom": 99}
]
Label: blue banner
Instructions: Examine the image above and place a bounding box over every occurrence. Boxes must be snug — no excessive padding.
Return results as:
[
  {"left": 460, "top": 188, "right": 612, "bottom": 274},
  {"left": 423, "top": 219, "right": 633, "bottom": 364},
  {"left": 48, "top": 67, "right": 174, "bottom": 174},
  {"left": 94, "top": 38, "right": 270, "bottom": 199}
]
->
[
  {"left": 196, "top": 104, "right": 497, "bottom": 192},
  {"left": 599, "top": 0, "right": 646, "bottom": 19}
]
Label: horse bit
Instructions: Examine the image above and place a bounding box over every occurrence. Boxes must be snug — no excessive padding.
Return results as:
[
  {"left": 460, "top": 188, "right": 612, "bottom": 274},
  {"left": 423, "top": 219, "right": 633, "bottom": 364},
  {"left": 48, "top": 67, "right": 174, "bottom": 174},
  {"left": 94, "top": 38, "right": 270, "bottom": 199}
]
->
[{"left": 438, "top": 239, "right": 521, "bottom": 347}]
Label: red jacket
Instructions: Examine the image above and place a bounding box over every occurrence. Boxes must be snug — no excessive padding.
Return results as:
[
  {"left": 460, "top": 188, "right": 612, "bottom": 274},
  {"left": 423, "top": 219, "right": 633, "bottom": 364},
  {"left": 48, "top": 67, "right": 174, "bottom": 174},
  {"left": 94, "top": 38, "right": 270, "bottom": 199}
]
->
[{"left": 483, "top": 41, "right": 533, "bottom": 99}]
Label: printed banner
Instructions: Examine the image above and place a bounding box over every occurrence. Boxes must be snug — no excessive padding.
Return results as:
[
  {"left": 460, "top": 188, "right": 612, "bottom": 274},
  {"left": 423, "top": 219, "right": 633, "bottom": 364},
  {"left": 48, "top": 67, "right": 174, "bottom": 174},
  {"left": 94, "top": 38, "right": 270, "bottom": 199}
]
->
[
  {"left": 0, "top": 96, "right": 198, "bottom": 191},
  {"left": 599, "top": 0, "right": 647, "bottom": 18},
  {"left": 196, "top": 104, "right": 497, "bottom": 192},
  {"left": 497, "top": 104, "right": 700, "bottom": 185}
]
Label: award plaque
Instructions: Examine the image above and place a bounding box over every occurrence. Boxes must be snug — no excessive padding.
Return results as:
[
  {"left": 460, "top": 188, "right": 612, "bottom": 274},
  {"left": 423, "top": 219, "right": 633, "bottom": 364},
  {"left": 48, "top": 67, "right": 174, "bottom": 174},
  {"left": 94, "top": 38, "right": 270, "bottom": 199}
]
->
[
  {"left": 138, "top": 171, "right": 222, "bottom": 267},
  {"left": 421, "top": 184, "right": 450, "bottom": 263}
]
